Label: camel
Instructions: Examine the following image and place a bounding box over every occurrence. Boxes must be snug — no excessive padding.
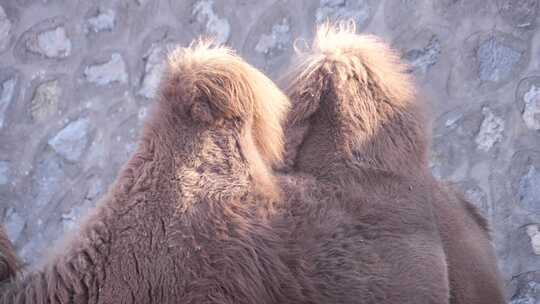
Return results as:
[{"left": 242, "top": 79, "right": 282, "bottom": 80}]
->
[
  {"left": 0, "top": 23, "right": 506, "bottom": 304},
  {"left": 0, "top": 40, "right": 305, "bottom": 304},
  {"left": 0, "top": 226, "right": 19, "bottom": 283},
  {"left": 282, "top": 22, "right": 506, "bottom": 303}
]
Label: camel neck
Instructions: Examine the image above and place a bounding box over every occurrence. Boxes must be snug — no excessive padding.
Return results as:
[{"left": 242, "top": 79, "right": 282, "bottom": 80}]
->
[{"left": 294, "top": 103, "right": 428, "bottom": 181}]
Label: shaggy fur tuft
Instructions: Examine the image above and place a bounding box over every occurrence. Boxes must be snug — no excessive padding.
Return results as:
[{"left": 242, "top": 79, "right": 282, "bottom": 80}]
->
[
  {"left": 278, "top": 23, "right": 451, "bottom": 303},
  {"left": 283, "top": 22, "right": 506, "bottom": 303},
  {"left": 0, "top": 40, "right": 302, "bottom": 304},
  {"left": 0, "top": 227, "right": 19, "bottom": 283},
  {"left": 288, "top": 22, "right": 415, "bottom": 124},
  {"left": 284, "top": 22, "right": 427, "bottom": 175},
  {"left": 161, "top": 39, "right": 289, "bottom": 166}
]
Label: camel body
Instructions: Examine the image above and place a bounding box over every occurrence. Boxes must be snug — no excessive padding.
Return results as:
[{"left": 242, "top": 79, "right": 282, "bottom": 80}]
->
[{"left": 283, "top": 23, "right": 506, "bottom": 304}]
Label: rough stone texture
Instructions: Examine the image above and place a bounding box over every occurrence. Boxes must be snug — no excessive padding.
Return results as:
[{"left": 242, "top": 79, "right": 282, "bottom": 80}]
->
[
  {"left": 510, "top": 273, "right": 540, "bottom": 304},
  {"left": 497, "top": 0, "right": 539, "bottom": 29},
  {"left": 255, "top": 18, "right": 291, "bottom": 56},
  {"left": 0, "top": 77, "right": 16, "bottom": 129},
  {"left": 475, "top": 107, "right": 505, "bottom": 152},
  {"left": 31, "top": 152, "right": 66, "bottom": 210},
  {"left": 0, "top": 161, "right": 9, "bottom": 185},
  {"left": 192, "top": 0, "right": 230, "bottom": 44},
  {"left": 521, "top": 85, "right": 540, "bottom": 131},
  {"left": 463, "top": 183, "right": 490, "bottom": 216},
  {"left": 518, "top": 165, "right": 540, "bottom": 214},
  {"left": 48, "top": 118, "right": 91, "bottom": 162},
  {"left": 477, "top": 37, "right": 522, "bottom": 82},
  {"left": 86, "top": 8, "right": 116, "bottom": 34},
  {"left": 138, "top": 44, "right": 166, "bottom": 99},
  {"left": 526, "top": 225, "right": 540, "bottom": 255},
  {"left": 403, "top": 36, "right": 441, "bottom": 74},
  {"left": 4, "top": 208, "right": 24, "bottom": 243},
  {"left": 0, "top": 0, "right": 539, "bottom": 301},
  {"left": 450, "top": 31, "right": 529, "bottom": 96},
  {"left": 27, "top": 27, "right": 72, "bottom": 59},
  {"left": 84, "top": 53, "right": 127, "bottom": 86},
  {"left": 31, "top": 80, "right": 61, "bottom": 122},
  {"left": 316, "top": 0, "right": 376, "bottom": 29},
  {"left": 0, "top": 5, "right": 12, "bottom": 53}
]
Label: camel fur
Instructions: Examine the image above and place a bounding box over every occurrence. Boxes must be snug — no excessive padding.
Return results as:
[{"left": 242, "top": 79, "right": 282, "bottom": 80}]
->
[
  {"left": 0, "top": 226, "right": 19, "bottom": 283},
  {"left": 283, "top": 22, "right": 506, "bottom": 303},
  {"left": 0, "top": 40, "right": 304, "bottom": 304}
]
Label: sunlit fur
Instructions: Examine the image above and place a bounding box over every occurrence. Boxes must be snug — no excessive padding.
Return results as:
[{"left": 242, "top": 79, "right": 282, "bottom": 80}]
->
[
  {"left": 0, "top": 227, "right": 19, "bottom": 283},
  {"left": 164, "top": 39, "right": 289, "bottom": 166},
  {"left": 283, "top": 22, "right": 505, "bottom": 303},
  {"left": 0, "top": 40, "right": 302, "bottom": 304},
  {"left": 283, "top": 22, "right": 426, "bottom": 177}
]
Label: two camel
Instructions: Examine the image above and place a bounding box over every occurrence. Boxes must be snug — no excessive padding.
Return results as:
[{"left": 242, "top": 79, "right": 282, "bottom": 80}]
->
[{"left": 0, "top": 23, "right": 505, "bottom": 303}]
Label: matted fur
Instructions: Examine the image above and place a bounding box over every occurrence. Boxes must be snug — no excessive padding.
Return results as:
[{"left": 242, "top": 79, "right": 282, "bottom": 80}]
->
[
  {"left": 0, "top": 227, "right": 19, "bottom": 283},
  {"left": 0, "top": 41, "right": 303, "bottom": 304},
  {"left": 284, "top": 22, "right": 505, "bottom": 303},
  {"left": 162, "top": 39, "right": 288, "bottom": 166},
  {"left": 287, "top": 22, "right": 414, "bottom": 124},
  {"left": 284, "top": 22, "right": 427, "bottom": 175}
]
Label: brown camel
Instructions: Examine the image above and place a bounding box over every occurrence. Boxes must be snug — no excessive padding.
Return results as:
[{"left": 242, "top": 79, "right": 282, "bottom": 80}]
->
[
  {"left": 0, "top": 40, "right": 306, "bottom": 304},
  {"left": 0, "top": 226, "right": 19, "bottom": 283},
  {"left": 282, "top": 23, "right": 506, "bottom": 303},
  {"left": 0, "top": 24, "right": 506, "bottom": 303}
]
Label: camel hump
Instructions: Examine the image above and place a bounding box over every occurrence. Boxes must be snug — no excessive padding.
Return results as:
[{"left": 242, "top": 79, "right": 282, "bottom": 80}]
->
[
  {"left": 158, "top": 39, "right": 290, "bottom": 165},
  {"left": 285, "top": 21, "right": 415, "bottom": 124}
]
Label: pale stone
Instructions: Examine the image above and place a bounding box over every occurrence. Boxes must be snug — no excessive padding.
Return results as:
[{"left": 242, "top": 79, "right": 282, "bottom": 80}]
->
[
  {"left": 84, "top": 53, "right": 128, "bottom": 86},
  {"left": 403, "top": 37, "right": 441, "bottom": 74},
  {"left": 4, "top": 208, "right": 24, "bottom": 242},
  {"left": 31, "top": 80, "right": 61, "bottom": 122},
  {"left": 48, "top": 118, "right": 90, "bottom": 162},
  {"left": 316, "top": 0, "right": 371, "bottom": 28},
  {"left": 138, "top": 45, "right": 165, "bottom": 99},
  {"left": 475, "top": 107, "right": 504, "bottom": 152},
  {"left": 0, "top": 160, "right": 9, "bottom": 185},
  {"left": 29, "top": 27, "right": 72, "bottom": 58},
  {"left": 526, "top": 225, "right": 540, "bottom": 255},
  {"left": 0, "top": 77, "right": 16, "bottom": 129},
  {"left": 0, "top": 5, "right": 12, "bottom": 51},
  {"left": 193, "top": 0, "right": 230, "bottom": 44},
  {"left": 255, "top": 19, "right": 291, "bottom": 55},
  {"left": 86, "top": 9, "right": 116, "bottom": 33},
  {"left": 522, "top": 85, "right": 540, "bottom": 131},
  {"left": 518, "top": 166, "right": 540, "bottom": 213},
  {"left": 477, "top": 37, "right": 521, "bottom": 82},
  {"left": 33, "top": 153, "right": 65, "bottom": 207}
]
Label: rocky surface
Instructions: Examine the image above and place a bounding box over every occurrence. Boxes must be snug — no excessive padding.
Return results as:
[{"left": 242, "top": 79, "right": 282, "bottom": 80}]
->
[
  {"left": 27, "top": 26, "right": 72, "bottom": 59},
  {"left": 48, "top": 118, "right": 91, "bottom": 162},
  {"left": 475, "top": 107, "right": 505, "bottom": 152},
  {"left": 86, "top": 8, "right": 116, "bottom": 34},
  {"left": 30, "top": 79, "right": 61, "bottom": 122},
  {"left": 0, "top": 77, "right": 16, "bottom": 129},
  {"left": 192, "top": 0, "right": 230, "bottom": 44},
  {"left": 83, "top": 53, "right": 128, "bottom": 86},
  {"left": 0, "top": 5, "right": 12, "bottom": 53},
  {"left": 0, "top": 0, "right": 538, "bottom": 301}
]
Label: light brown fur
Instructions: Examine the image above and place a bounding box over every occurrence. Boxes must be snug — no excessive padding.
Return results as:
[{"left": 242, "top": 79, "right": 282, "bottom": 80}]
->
[
  {"left": 0, "top": 40, "right": 303, "bottom": 304},
  {"left": 283, "top": 22, "right": 505, "bottom": 303},
  {"left": 282, "top": 23, "right": 427, "bottom": 177},
  {"left": 0, "top": 227, "right": 19, "bottom": 283}
]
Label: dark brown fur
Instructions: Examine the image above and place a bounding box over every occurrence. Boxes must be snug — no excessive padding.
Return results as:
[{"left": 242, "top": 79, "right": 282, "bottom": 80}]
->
[
  {"left": 0, "top": 41, "right": 305, "bottom": 304},
  {"left": 282, "top": 23, "right": 504, "bottom": 303},
  {"left": 432, "top": 182, "right": 505, "bottom": 303},
  {"left": 0, "top": 226, "right": 19, "bottom": 283}
]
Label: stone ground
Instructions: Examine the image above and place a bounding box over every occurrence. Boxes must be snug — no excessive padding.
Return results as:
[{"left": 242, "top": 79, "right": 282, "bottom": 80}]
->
[{"left": 0, "top": 0, "right": 539, "bottom": 302}]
